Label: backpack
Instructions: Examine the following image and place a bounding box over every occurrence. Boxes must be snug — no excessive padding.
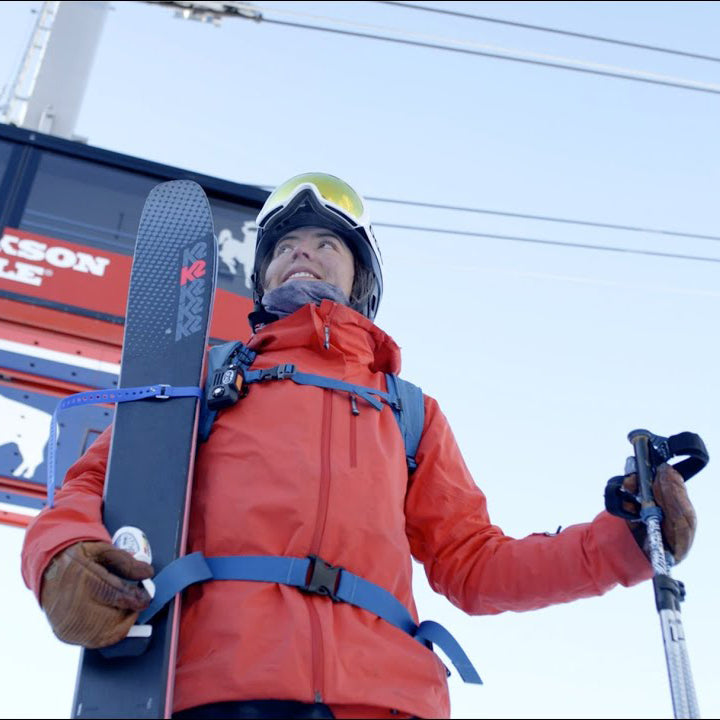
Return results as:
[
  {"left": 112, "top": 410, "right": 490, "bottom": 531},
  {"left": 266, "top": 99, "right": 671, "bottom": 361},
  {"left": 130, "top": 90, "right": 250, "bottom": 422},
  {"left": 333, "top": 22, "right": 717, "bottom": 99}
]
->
[
  {"left": 46, "top": 344, "right": 482, "bottom": 683},
  {"left": 146, "top": 344, "right": 482, "bottom": 683},
  {"left": 198, "top": 341, "right": 425, "bottom": 473}
]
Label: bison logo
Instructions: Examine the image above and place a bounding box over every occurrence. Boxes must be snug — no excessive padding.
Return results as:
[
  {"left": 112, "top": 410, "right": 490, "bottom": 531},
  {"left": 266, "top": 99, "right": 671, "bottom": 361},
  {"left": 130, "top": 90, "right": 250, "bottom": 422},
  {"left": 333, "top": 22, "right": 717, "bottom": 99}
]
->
[
  {"left": 218, "top": 222, "right": 257, "bottom": 291},
  {"left": 0, "top": 394, "right": 56, "bottom": 479}
]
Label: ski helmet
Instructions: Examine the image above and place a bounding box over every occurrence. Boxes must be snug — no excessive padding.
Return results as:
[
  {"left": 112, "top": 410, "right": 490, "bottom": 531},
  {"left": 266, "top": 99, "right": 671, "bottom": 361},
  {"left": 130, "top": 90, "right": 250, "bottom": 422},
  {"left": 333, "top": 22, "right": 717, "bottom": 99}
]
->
[{"left": 252, "top": 172, "right": 383, "bottom": 321}]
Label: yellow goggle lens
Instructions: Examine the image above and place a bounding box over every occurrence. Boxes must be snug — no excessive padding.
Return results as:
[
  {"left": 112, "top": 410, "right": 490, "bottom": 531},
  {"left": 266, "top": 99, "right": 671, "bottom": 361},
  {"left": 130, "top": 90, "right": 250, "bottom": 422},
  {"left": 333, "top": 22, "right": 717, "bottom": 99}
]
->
[{"left": 262, "top": 173, "right": 365, "bottom": 224}]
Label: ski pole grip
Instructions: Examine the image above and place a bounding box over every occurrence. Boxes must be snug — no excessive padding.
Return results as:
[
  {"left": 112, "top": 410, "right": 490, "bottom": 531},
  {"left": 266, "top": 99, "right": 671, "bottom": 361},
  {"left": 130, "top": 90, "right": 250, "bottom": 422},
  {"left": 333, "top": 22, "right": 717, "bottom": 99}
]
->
[{"left": 628, "top": 429, "right": 657, "bottom": 506}]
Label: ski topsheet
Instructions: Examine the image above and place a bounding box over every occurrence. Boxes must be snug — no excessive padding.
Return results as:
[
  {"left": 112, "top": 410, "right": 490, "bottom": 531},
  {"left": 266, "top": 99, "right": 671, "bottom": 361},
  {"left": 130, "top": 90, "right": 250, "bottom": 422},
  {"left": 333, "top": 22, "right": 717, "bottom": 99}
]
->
[{"left": 73, "top": 180, "right": 217, "bottom": 719}]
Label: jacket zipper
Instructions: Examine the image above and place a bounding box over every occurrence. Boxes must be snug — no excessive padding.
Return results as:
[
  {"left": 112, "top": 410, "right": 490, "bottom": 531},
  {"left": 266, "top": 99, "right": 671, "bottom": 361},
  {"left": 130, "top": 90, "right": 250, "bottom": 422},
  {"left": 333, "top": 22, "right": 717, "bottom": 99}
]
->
[
  {"left": 349, "top": 395, "right": 358, "bottom": 467},
  {"left": 308, "top": 387, "right": 333, "bottom": 702}
]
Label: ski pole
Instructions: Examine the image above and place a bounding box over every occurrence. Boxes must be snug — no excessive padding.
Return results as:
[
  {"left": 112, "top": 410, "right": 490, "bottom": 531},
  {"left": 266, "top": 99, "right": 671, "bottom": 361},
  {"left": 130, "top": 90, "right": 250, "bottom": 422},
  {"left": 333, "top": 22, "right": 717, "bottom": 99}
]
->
[{"left": 626, "top": 429, "right": 708, "bottom": 720}]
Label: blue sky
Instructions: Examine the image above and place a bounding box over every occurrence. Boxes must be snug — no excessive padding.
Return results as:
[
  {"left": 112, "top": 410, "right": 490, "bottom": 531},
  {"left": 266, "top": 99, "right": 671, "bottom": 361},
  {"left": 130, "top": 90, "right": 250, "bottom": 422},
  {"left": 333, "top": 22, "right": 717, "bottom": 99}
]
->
[{"left": 1, "top": 2, "right": 719, "bottom": 718}]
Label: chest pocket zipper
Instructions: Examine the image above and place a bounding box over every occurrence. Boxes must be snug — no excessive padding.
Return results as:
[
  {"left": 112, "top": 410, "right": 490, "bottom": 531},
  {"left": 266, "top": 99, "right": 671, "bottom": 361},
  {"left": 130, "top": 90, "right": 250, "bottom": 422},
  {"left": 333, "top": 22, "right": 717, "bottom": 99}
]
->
[{"left": 349, "top": 394, "right": 359, "bottom": 467}]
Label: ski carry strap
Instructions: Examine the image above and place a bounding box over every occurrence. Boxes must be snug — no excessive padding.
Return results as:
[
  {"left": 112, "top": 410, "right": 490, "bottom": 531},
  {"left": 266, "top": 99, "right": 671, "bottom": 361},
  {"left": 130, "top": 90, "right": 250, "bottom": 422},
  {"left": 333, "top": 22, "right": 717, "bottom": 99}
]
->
[
  {"left": 137, "top": 552, "right": 482, "bottom": 685},
  {"left": 47, "top": 385, "right": 202, "bottom": 507}
]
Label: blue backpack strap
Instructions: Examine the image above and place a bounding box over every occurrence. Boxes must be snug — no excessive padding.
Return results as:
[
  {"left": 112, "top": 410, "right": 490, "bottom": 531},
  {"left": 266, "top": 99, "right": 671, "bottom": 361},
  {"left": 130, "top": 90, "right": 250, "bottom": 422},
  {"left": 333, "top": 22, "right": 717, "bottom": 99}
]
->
[
  {"left": 200, "top": 349, "right": 425, "bottom": 474},
  {"left": 385, "top": 374, "right": 424, "bottom": 473},
  {"left": 137, "top": 552, "right": 482, "bottom": 685},
  {"left": 243, "top": 366, "right": 392, "bottom": 412},
  {"left": 198, "top": 340, "right": 256, "bottom": 442}
]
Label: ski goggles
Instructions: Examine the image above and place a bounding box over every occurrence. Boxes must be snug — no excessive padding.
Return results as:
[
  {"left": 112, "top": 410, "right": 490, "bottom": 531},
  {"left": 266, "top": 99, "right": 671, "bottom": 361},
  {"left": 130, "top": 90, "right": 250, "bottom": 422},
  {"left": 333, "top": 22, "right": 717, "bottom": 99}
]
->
[{"left": 257, "top": 173, "right": 371, "bottom": 234}]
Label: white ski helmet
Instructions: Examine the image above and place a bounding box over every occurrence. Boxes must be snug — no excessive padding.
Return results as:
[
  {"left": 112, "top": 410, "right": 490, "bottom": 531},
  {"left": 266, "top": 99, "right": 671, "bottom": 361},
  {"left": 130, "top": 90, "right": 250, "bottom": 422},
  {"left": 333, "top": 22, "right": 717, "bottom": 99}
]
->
[{"left": 252, "top": 172, "right": 383, "bottom": 321}]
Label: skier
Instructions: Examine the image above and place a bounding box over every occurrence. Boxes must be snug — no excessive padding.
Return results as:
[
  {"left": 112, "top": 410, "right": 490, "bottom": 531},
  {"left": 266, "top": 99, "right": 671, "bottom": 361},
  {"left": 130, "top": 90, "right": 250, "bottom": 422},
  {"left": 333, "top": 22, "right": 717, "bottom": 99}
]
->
[{"left": 22, "top": 172, "right": 697, "bottom": 719}]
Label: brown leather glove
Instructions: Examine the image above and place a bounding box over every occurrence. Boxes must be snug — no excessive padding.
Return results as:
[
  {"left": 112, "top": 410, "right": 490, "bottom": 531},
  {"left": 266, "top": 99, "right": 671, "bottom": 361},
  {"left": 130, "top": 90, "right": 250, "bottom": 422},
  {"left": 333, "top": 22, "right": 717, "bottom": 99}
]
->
[
  {"left": 622, "top": 463, "right": 697, "bottom": 564},
  {"left": 40, "top": 541, "right": 154, "bottom": 648}
]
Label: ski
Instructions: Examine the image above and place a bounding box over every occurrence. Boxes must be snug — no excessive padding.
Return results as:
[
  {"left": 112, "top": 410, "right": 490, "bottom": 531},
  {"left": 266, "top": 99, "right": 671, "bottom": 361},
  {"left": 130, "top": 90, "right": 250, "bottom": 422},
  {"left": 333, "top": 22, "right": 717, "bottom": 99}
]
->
[{"left": 72, "top": 180, "right": 217, "bottom": 719}]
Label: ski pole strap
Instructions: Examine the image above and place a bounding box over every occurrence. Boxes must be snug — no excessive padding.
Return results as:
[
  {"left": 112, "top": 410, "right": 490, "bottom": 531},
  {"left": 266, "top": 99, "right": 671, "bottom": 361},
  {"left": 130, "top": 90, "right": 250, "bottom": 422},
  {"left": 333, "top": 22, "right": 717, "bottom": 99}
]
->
[
  {"left": 647, "top": 431, "right": 709, "bottom": 481},
  {"left": 46, "top": 384, "right": 203, "bottom": 507},
  {"left": 243, "top": 365, "right": 397, "bottom": 412},
  {"left": 138, "top": 552, "right": 482, "bottom": 685},
  {"left": 604, "top": 475, "right": 641, "bottom": 521}
]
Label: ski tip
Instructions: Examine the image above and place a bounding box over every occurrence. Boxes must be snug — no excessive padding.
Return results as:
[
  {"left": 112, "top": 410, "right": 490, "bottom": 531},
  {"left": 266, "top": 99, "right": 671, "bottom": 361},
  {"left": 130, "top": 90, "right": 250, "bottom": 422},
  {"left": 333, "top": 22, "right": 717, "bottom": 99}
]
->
[{"left": 145, "top": 179, "right": 208, "bottom": 203}]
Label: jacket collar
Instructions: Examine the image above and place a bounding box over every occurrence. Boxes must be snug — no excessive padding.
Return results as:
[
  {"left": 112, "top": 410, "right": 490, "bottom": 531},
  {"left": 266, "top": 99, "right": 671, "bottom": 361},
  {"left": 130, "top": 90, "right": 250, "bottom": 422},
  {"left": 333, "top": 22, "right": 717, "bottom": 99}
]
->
[{"left": 247, "top": 300, "right": 401, "bottom": 375}]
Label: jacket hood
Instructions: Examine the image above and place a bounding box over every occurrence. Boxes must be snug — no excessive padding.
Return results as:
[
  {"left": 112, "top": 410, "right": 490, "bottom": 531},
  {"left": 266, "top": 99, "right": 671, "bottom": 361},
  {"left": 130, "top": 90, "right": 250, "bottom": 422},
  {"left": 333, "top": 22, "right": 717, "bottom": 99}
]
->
[{"left": 247, "top": 300, "right": 401, "bottom": 375}]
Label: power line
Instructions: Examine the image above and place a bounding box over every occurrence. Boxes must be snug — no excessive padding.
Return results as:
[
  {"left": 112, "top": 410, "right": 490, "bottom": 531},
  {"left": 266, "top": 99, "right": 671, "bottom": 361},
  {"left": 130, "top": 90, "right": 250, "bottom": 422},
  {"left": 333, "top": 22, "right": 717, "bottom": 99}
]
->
[
  {"left": 373, "top": 221, "right": 720, "bottom": 265},
  {"left": 258, "top": 17, "right": 720, "bottom": 97},
  {"left": 243, "top": 9, "right": 720, "bottom": 96},
  {"left": 365, "top": 196, "right": 720, "bottom": 243},
  {"left": 376, "top": 1, "right": 720, "bottom": 64}
]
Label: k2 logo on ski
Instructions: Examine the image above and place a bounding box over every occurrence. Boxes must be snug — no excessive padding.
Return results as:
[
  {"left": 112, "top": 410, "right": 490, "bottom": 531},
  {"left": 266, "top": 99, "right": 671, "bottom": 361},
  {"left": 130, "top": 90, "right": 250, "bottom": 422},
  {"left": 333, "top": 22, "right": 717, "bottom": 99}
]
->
[
  {"left": 180, "top": 258, "right": 206, "bottom": 286},
  {"left": 176, "top": 241, "right": 208, "bottom": 340}
]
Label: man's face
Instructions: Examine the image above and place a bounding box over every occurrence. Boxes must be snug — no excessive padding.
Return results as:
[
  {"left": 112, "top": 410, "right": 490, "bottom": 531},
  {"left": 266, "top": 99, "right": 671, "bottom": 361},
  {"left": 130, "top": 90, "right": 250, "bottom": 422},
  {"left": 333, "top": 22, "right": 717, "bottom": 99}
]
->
[{"left": 264, "top": 226, "right": 355, "bottom": 299}]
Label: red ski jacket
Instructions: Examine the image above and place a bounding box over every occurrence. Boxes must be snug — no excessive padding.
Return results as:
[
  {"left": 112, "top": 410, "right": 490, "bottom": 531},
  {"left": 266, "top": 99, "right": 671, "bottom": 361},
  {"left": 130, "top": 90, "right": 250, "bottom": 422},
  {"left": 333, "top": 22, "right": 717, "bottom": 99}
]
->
[{"left": 22, "top": 300, "right": 652, "bottom": 718}]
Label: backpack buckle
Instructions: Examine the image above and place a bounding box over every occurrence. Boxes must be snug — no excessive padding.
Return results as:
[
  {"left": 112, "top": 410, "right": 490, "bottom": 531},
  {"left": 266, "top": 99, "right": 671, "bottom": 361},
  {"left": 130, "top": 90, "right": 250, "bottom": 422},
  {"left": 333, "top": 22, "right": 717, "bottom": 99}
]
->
[
  {"left": 277, "top": 363, "right": 295, "bottom": 379},
  {"left": 303, "top": 555, "right": 342, "bottom": 602},
  {"left": 259, "top": 364, "right": 295, "bottom": 381}
]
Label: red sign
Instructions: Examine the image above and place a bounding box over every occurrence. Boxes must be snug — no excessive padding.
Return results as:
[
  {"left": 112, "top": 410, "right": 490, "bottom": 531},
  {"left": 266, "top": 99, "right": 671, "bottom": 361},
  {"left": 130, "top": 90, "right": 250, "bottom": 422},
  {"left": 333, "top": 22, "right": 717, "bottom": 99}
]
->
[
  {"left": 0, "top": 227, "right": 131, "bottom": 317},
  {"left": 0, "top": 227, "right": 252, "bottom": 342}
]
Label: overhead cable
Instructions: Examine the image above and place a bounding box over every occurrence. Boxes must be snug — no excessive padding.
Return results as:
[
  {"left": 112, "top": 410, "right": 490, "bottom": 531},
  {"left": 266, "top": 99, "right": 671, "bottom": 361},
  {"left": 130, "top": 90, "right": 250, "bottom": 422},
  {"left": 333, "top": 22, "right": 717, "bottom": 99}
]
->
[
  {"left": 365, "top": 196, "right": 720, "bottom": 243},
  {"left": 235, "top": 3, "right": 720, "bottom": 96},
  {"left": 376, "top": 1, "right": 720, "bottom": 64},
  {"left": 374, "top": 222, "right": 720, "bottom": 265}
]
